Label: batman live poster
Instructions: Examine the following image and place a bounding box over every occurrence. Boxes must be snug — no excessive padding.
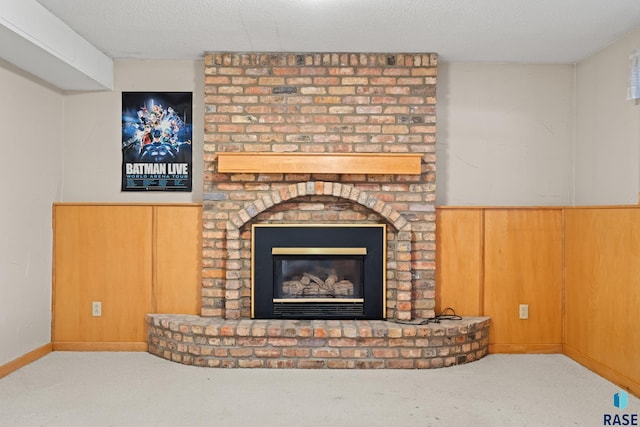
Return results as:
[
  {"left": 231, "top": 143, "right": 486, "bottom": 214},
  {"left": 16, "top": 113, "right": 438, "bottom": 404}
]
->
[{"left": 121, "top": 92, "right": 193, "bottom": 191}]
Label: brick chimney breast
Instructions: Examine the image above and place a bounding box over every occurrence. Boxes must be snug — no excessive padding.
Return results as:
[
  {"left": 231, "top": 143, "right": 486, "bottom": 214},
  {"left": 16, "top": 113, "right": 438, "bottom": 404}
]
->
[{"left": 202, "top": 52, "right": 437, "bottom": 321}]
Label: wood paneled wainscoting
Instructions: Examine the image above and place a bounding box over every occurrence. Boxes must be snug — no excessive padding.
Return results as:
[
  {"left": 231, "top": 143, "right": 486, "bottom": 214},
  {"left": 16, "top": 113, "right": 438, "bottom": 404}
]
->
[
  {"left": 436, "top": 207, "right": 564, "bottom": 354},
  {"left": 563, "top": 208, "right": 640, "bottom": 397},
  {"left": 50, "top": 204, "right": 639, "bottom": 394},
  {"left": 437, "top": 206, "right": 640, "bottom": 396},
  {"left": 52, "top": 203, "right": 202, "bottom": 351}
]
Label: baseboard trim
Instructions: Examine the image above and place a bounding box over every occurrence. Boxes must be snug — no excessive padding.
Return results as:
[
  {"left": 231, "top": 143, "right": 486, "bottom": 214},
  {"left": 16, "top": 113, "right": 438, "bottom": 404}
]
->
[
  {"left": 489, "top": 343, "right": 562, "bottom": 354},
  {"left": 52, "top": 342, "right": 148, "bottom": 352},
  {"left": 0, "top": 343, "right": 53, "bottom": 379},
  {"left": 564, "top": 346, "right": 640, "bottom": 397}
]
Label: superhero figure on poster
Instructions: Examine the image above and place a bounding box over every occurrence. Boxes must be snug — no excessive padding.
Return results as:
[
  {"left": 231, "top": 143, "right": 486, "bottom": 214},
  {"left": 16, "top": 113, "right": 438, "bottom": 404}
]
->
[{"left": 121, "top": 94, "right": 192, "bottom": 165}]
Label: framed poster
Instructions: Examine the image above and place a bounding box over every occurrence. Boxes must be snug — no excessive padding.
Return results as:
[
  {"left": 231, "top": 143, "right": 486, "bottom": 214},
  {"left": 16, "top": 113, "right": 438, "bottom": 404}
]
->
[{"left": 121, "top": 92, "right": 193, "bottom": 191}]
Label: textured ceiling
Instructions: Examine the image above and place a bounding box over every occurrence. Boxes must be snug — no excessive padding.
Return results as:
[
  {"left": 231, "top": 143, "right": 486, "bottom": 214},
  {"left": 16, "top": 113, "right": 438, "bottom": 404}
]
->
[{"left": 35, "top": 0, "right": 640, "bottom": 63}]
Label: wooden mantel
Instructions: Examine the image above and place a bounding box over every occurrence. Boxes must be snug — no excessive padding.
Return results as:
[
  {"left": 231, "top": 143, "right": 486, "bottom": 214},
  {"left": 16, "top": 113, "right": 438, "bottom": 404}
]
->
[{"left": 217, "top": 152, "right": 423, "bottom": 175}]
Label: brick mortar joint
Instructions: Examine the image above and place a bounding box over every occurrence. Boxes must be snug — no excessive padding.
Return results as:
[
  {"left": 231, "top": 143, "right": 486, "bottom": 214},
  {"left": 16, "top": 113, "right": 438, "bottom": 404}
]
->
[{"left": 205, "top": 52, "right": 438, "bottom": 67}]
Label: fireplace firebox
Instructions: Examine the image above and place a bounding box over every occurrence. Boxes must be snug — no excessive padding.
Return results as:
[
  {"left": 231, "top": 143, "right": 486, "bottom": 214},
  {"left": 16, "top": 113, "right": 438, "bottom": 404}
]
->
[{"left": 252, "top": 224, "right": 386, "bottom": 319}]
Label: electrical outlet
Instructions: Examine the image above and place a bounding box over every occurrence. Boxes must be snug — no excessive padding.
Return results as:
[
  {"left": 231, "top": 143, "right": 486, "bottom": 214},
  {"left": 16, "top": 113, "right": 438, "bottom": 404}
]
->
[
  {"left": 92, "top": 301, "right": 102, "bottom": 317},
  {"left": 519, "top": 304, "right": 529, "bottom": 319}
]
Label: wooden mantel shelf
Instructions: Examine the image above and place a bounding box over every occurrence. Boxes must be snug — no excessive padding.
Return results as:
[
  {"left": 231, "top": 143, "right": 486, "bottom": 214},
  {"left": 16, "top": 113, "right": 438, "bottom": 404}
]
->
[{"left": 217, "top": 152, "right": 423, "bottom": 175}]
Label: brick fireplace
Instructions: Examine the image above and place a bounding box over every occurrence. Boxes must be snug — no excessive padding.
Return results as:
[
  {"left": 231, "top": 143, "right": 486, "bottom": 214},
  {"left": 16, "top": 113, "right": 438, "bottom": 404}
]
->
[{"left": 146, "top": 52, "right": 490, "bottom": 368}]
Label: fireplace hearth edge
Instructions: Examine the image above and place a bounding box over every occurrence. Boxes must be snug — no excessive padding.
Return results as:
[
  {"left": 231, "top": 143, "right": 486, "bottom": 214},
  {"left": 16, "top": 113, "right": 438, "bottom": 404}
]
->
[{"left": 146, "top": 314, "right": 492, "bottom": 369}]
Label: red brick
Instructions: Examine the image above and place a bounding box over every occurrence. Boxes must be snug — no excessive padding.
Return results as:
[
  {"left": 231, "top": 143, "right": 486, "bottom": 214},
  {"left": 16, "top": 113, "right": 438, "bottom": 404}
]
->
[
  {"left": 266, "top": 360, "right": 296, "bottom": 368},
  {"left": 218, "top": 86, "right": 243, "bottom": 94},
  {"left": 205, "top": 95, "right": 231, "bottom": 104},
  {"left": 370, "top": 77, "right": 397, "bottom": 85},
  {"left": 238, "top": 359, "right": 264, "bottom": 368},
  {"left": 329, "top": 86, "right": 356, "bottom": 95},
  {"left": 220, "top": 325, "right": 235, "bottom": 336},
  {"left": 258, "top": 77, "right": 286, "bottom": 85},
  {"left": 238, "top": 337, "right": 267, "bottom": 346},
  {"left": 328, "top": 67, "right": 354, "bottom": 75},
  {"left": 340, "top": 349, "right": 369, "bottom": 358},
  {"left": 232, "top": 96, "right": 258, "bottom": 104},
  {"left": 356, "top": 68, "right": 382, "bottom": 76},
  {"left": 355, "top": 125, "right": 381, "bottom": 133},
  {"left": 300, "top": 87, "right": 327, "bottom": 95},
  {"left": 205, "top": 115, "right": 230, "bottom": 123},
  {"left": 342, "top": 96, "right": 371, "bottom": 104},
  {"left": 213, "top": 348, "right": 228, "bottom": 357},
  {"left": 273, "top": 67, "right": 299, "bottom": 75},
  {"left": 314, "top": 115, "right": 341, "bottom": 124},
  {"left": 218, "top": 67, "right": 243, "bottom": 75},
  {"left": 312, "top": 349, "right": 340, "bottom": 358},
  {"left": 327, "top": 360, "right": 356, "bottom": 369},
  {"left": 388, "top": 338, "right": 416, "bottom": 347},
  {"left": 411, "top": 68, "right": 437, "bottom": 76},
  {"left": 232, "top": 77, "right": 258, "bottom": 85},
  {"left": 297, "top": 360, "right": 326, "bottom": 368},
  {"left": 372, "top": 348, "right": 399, "bottom": 358},
  {"left": 313, "top": 76, "right": 341, "bottom": 85},
  {"left": 205, "top": 76, "right": 231, "bottom": 84},
  {"left": 230, "top": 348, "right": 254, "bottom": 357},
  {"left": 314, "top": 96, "right": 342, "bottom": 104},
  {"left": 282, "top": 348, "right": 311, "bottom": 357},
  {"left": 356, "top": 361, "right": 385, "bottom": 369},
  {"left": 328, "top": 338, "right": 357, "bottom": 347},
  {"left": 218, "top": 124, "right": 245, "bottom": 133},
  {"left": 254, "top": 349, "right": 282, "bottom": 358},
  {"left": 386, "top": 359, "right": 415, "bottom": 368},
  {"left": 287, "top": 78, "right": 313, "bottom": 85},
  {"left": 268, "top": 338, "right": 298, "bottom": 347},
  {"left": 400, "top": 348, "right": 422, "bottom": 358},
  {"left": 301, "top": 67, "right": 328, "bottom": 76}
]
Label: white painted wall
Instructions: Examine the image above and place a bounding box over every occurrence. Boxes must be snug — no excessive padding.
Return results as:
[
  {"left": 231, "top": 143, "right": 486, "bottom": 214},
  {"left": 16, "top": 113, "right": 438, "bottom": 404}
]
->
[
  {"left": 2, "top": 38, "right": 639, "bottom": 365},
  {"left": 61, "top": 59, "right": 204, "bottom": 202},
  {"left": 0, "top": 61, "right": 63, "bottom": 365},
  {"left": 436, "top": 62, "right": 575, "bottom": 206},
  {"left": 574, "top": 27, "right": 640, "bottom": 205}
]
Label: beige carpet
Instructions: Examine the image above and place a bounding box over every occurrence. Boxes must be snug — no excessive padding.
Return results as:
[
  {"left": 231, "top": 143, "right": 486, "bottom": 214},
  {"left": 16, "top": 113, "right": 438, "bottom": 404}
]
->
[{"left": 0, "top": 352, "right": 637, "bottom": 427}]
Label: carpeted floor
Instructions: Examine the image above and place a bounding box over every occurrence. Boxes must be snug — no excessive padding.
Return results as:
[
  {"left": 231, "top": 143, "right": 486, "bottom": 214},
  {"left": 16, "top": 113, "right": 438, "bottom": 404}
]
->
[{"left": 0, "top": 352, "right": 637, "bottom": 427}]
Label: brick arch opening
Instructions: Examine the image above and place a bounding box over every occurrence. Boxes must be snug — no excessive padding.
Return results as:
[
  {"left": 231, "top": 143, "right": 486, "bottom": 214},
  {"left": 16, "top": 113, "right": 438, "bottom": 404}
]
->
[{"left": 215, "top": 181, "right": 413, "bottom": 322}]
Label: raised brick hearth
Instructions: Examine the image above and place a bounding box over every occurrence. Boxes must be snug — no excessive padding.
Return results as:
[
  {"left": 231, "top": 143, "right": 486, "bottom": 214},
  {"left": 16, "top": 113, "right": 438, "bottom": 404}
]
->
[
  {"left": 147, "top": 315, "right": 490, "bottom": 368},
  {"left": 146, "top": 52, "right": 491, "bottom": 368}
]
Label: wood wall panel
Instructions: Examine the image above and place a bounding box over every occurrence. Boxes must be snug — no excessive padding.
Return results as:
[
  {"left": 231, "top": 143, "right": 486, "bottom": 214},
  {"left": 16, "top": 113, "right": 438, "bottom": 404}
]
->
[
  {"left": 53, "top": 205, "right": 153, "bottom": 343},
  {"left": 155, "top": 205, "right": 201, "bottom": 314},
  {"left": 46, "top": 203, "right": 640, "bottom": 395},
  {"left": 52, "top": 204, "right": 202, "bottom": 347},
  {"left": 483, "top": 209, "right": 563, "bottom": 348},
  {"left": 564, "top": 208, "right": 640, "bottom": 393},
  {"left": 435, "top": 208, "right": 483, "bottom": 316}
]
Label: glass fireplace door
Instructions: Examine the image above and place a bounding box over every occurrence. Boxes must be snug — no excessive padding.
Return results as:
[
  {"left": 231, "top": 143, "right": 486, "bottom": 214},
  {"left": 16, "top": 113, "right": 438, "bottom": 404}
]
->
[
  {"left": 252, "top": 224, "right": 386, "bottom": 320},
  {"left": 273, "top": 249, "right": 365, "bottom": 301}
]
